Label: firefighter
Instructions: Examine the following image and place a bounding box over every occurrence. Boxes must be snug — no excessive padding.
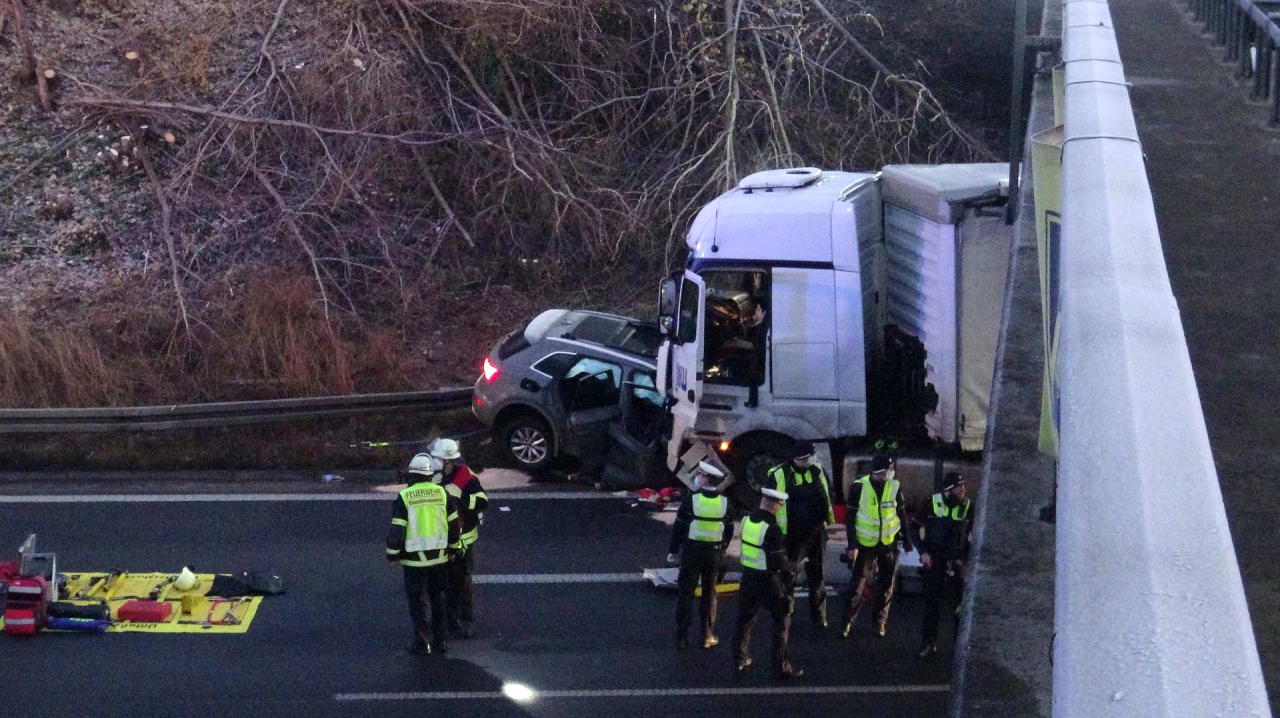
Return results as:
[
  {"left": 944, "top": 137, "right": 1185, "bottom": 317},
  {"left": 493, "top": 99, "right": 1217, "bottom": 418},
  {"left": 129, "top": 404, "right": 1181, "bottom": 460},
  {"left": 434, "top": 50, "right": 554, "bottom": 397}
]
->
[
  {"left": 432, "top": 437, "right": 488, "bottom": 639},
  {"left": 732, "top": 487, "right": 803, "bottom": 679},
  {"left": 668, "top": 460, "right": 733, "bottom": 650},
  {"left": 915, "top": 472, "right": 973, "bottom": 659},
  {"left": 386, "top": 453, "right": 461, "bottom": 655},
  {"left": 768, "top": 439, "right": 836, "bottom": 628},
  {"left": 840, "top": 453, "right": 913, "bottom": 639}
]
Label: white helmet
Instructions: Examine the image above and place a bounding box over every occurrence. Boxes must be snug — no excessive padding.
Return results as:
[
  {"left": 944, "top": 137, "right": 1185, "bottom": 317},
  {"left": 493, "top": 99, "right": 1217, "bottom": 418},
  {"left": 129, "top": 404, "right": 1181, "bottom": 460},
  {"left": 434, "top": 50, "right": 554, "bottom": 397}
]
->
[
  {"left": 407, "top": 453, "right": 443, "bottom": 482},
  {"left": 429, "top": 438, "right": 462, "bottom": 462}
]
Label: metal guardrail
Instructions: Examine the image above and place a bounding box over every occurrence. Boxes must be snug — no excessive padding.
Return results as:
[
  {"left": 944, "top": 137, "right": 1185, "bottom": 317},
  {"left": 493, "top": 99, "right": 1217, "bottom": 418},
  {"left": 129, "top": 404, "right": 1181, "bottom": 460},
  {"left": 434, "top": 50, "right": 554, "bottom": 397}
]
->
[
  {"left": 0, "top": 389, "right": 473, "bottom": 433},
  {"left": 1054, "top": 1, "right": 1271, "bottom": 715},
  {"left": 1187, "top": 0, "right": 1280, "bottom": 123}
]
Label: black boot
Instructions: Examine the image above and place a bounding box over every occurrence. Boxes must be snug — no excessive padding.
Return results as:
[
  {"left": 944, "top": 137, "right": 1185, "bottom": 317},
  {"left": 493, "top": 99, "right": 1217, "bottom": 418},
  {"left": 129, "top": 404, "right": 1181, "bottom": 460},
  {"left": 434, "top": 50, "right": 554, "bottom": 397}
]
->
[
  {"left": 812, "top": 602, "right": 828, "bottom": 630},
  {"left": 775, "top": 662, "right": 804, "bottom": 680}
]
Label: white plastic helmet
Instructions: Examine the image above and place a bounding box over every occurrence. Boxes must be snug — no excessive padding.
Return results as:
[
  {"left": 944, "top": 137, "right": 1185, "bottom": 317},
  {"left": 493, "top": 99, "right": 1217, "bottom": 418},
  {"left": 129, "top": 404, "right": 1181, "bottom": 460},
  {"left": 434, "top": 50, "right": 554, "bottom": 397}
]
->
[
  {"left": 407, "top": 453, "right": 443, "bottom": 482},
  {"left": 428, "top": 437, "right": 462, "bottom": 461}
]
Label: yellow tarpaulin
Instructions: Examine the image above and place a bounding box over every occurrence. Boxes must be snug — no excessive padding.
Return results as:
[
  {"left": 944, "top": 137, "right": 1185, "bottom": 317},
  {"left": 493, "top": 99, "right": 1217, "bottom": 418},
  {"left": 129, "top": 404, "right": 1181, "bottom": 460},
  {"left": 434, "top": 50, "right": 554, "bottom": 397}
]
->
[{"left": 1, "top": 572, "right": 264, "bottom": 635}]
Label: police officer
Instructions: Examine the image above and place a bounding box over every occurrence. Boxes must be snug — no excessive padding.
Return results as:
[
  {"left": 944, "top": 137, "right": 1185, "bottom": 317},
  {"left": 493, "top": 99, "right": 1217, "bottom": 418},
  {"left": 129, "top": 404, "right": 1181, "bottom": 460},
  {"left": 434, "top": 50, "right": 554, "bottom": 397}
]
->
[
  {"left": 915, "top": 472, "right": 972, "bottom": 659},
  {"left": 668, "top": 460, "right": 732, "bottom": 650},
  {"left": 386, "top": 453, "right": 461, "bottom": 655},
  {"left": 840, "top": 453, "right": 913, "bottom": 639},
  {"left": 733, "top": 487, "right": 803, "bottom": 679},
  {"left": 432, "top": 438, "right": 488, "bottom": 639},
  {"left": 768, "top": 439, "right": 835, "bottom": 628}
]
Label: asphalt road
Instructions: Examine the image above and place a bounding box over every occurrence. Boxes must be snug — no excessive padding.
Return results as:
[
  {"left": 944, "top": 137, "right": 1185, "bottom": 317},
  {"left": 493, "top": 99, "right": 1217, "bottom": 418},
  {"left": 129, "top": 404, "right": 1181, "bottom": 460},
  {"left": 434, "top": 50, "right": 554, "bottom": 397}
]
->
[{"left": 0, "top": 483, "right": 952, "bottom": 717}]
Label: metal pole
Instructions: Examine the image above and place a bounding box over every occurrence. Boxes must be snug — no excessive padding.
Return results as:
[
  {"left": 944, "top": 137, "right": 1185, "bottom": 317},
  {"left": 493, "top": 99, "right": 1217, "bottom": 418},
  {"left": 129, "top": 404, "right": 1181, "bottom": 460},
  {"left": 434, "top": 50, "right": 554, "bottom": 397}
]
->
[{"left": 1006, "top": 0, "right": 1028, "bottom": 225}]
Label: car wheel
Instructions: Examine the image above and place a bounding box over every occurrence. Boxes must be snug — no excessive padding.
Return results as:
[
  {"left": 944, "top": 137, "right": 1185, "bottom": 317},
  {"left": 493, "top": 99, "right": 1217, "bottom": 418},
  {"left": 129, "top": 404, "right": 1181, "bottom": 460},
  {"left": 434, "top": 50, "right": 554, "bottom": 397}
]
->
[{"left": 501, "top": 415, "right": 554, "bottom": 471}]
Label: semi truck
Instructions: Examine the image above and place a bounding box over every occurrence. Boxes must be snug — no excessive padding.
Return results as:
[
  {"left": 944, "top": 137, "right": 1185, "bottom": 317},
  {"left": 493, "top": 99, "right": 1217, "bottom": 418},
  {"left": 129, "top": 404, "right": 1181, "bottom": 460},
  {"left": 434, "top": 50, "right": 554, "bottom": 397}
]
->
[{"left": 655, "top": 164, "right": 1011, "bottom": 497}]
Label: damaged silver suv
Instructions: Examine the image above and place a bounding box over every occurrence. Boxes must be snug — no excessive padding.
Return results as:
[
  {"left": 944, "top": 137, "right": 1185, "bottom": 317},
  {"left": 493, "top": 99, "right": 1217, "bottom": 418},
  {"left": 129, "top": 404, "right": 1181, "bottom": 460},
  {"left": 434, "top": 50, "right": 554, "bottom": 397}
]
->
[{"left": 471, "top": 309, "right": 666, "bottom": 479}]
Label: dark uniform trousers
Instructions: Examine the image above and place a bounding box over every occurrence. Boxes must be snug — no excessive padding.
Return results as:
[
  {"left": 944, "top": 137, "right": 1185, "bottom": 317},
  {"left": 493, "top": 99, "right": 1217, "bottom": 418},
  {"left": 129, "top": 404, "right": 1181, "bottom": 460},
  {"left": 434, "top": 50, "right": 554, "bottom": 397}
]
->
[
  {"left": 842, "top": 546, "right": 899, "bottom": 629},
  {"left": 921, "top": 559, "right": 964, "bottom": 645},
  {"left": 785, "top": 522, "right": 828, "bottom": 621},
  {"left": 447, "top": 546, "right": 475, "bottom": 627},
  {"left": 733, "top": 569, "right": 793, "bottom": 670},
  {"left": 676, "top": 541, "right": 723, "bottom": 641},
  {"left": 404, "top": 564, "right": 449, "bottom": 648}
]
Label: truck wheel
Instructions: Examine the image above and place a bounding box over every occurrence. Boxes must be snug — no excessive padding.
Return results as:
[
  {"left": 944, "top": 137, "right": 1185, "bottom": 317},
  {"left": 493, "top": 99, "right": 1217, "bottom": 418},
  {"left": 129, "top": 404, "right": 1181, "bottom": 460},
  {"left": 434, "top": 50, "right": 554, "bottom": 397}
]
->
[
  {"left": 729, "top": 434, "right": 791, "bottom": 509},
  {"left": 501, "top": 415, "right": 554, "bottom": 472}
]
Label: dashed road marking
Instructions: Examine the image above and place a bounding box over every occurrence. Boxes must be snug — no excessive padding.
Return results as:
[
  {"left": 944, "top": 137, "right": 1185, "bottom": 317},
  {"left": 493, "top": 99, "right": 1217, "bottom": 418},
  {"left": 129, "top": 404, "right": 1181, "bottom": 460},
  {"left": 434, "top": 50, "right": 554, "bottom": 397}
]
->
[
  {"left": 473, "top": 573, "right": 645, "bottom": 584},
  {"left": 334, "top": 684, "right": 952, "bottom": 701}
]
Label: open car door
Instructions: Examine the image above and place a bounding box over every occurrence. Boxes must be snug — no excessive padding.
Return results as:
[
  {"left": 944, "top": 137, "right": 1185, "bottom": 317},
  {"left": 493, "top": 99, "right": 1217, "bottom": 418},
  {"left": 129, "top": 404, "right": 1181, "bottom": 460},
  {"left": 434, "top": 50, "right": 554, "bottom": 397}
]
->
[{"left": 664, "top": 270, "right": 706, "bottom": 470}]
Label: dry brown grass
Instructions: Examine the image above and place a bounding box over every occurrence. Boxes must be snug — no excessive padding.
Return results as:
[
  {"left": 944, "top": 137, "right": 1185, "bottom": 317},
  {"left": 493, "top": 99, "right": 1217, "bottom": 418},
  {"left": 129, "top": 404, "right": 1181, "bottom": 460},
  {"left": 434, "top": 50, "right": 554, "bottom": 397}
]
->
[
  {"left": 0, "top": 273, "right": 426, "bottom": 408},
  {"left": 0, "top": 311, "right": 134, "bottom": 407}
]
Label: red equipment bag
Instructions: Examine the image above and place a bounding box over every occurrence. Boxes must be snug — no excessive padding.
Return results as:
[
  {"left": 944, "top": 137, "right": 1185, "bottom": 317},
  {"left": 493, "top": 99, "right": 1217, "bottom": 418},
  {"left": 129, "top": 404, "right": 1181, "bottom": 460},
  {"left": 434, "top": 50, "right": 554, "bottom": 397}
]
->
[
  {"left": 6, "top": 576, "right": 48, "bottom": 603},
  {"left": 4, "top": 607, "right": 38, "bottom": 636},
  {"left": 117, "top": 600, "right": 173, "bottom": 623}
]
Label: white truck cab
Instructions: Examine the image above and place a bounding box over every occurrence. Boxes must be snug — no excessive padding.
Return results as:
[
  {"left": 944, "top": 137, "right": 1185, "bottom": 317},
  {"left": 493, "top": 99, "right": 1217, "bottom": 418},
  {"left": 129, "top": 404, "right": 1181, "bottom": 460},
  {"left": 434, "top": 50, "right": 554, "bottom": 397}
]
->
[{"left": 657, "top": 164, "right": 1011, "bottom": 489}]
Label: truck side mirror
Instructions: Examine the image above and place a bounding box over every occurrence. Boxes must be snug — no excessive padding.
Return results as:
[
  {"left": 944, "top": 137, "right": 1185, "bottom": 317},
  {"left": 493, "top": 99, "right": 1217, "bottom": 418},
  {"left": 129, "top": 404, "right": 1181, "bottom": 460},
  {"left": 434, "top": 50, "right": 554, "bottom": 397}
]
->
[{"left": 658, "top": 278, "right": 678, "bottom": 319}]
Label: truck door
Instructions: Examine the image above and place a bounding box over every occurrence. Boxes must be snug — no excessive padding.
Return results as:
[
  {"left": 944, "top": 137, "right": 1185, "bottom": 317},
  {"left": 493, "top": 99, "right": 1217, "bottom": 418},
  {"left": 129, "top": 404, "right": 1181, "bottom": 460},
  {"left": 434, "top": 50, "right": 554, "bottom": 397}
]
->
[
  {"left": 768, "top": 267, "right": 841, "bottom": 437},
  {"left": 664, "top": 270, "right": 706, "bottom": 469}
]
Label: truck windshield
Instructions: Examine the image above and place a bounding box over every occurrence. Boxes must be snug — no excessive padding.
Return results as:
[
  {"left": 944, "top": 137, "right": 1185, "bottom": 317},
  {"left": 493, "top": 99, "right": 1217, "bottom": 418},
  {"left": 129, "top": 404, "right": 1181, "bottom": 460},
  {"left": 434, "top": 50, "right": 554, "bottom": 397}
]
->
[{"left": 702, "top": 270, "right": 768, "bottom": 387}]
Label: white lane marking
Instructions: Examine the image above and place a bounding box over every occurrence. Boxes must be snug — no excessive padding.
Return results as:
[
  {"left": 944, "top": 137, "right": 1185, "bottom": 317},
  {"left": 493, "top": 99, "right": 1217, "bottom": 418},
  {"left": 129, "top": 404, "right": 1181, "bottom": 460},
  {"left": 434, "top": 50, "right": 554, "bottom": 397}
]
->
[
  {"left": 0, "top": 491, "right": 615, "bottom": 503},
  {"left": 335, "top": 685, "right": 952, "bottom": 701},
  {"left": 472, "top": 573, "right": 644, "bottom": 584}
]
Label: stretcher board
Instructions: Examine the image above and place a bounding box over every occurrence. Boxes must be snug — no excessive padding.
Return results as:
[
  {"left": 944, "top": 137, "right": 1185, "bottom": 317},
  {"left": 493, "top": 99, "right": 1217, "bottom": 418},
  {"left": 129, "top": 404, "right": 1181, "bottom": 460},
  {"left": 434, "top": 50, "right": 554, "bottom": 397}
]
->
[
  {"left": 0, "top": 572, "right": 264, "bottom": 635},
  {"left": 643, "top": 567, "right": 740, "bottom": 595}
]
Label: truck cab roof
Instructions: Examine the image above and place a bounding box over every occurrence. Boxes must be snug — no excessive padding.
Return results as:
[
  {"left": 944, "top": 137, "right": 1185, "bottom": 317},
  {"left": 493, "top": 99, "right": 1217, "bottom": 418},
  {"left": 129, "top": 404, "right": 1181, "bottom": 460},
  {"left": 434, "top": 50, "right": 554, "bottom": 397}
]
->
[
  {"left": 685, "top": 165, "right": 1009, "bottom": 265},
  {"left": 685, "top": 168, "right": 875, "bottom": 265}
]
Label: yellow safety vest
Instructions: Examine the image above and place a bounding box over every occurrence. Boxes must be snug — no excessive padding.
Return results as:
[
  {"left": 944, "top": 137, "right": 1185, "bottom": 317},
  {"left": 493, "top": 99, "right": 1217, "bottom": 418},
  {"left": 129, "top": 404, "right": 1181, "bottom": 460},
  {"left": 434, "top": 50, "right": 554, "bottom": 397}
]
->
[
  {"left": 931, "top": 493, "right": 972, "bottom": 520},
  {"left": 688, "top": 492, "right": 728, "bottom": 543},
  {"left": 395, "top": 483, "right": 452, "bottom": 567},
  {"left": 853, "top": 476, "right": 901, "bottom": 548},
  {"left": 446, "top": 483, "right": 488, "bottom": 547},
  {"left": 741, "top": 517, "right": 769, "bottom": 571},
  {"left": 767, "top": 462, "right": 835, "bottom": 532}
]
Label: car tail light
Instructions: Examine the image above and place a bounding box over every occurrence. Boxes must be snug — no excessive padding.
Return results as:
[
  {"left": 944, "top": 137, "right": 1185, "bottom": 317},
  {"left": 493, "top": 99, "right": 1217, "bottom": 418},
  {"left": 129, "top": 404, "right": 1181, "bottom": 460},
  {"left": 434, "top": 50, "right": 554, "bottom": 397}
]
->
[
  {"left": 482, "top": 356, "right": 501, "bottom": 382},
  {"left": 719, "top": 441, "right": 730, "bottom": 452}
]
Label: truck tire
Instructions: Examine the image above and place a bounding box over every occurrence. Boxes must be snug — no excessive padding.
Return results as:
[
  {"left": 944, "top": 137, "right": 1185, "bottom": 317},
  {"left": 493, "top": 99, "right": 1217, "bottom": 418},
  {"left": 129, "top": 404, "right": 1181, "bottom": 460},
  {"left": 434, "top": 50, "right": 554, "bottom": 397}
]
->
[
  {"left": 728, "top": 434, "right": 792, "bottom": 510},
  {"left": 500, "top": 415, "right": 554, "bottom": 472}
]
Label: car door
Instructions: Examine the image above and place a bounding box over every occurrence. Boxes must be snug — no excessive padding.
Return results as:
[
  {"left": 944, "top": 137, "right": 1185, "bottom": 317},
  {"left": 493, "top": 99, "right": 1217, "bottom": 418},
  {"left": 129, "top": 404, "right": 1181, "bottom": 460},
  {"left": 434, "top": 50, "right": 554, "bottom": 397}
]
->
[{"left": 561, "top": 356, "right": 624, "bottom": 469}]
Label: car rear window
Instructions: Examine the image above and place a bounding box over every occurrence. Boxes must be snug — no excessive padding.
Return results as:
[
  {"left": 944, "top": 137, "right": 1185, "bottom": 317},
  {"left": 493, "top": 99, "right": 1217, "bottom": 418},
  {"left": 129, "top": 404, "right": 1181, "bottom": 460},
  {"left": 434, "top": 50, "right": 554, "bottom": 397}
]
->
[
  {"left": 498, "top": 329, "right": 531, "bottom": 360},
  {"left": 532, "top": 352, "right": 577, "bottom": 377}
]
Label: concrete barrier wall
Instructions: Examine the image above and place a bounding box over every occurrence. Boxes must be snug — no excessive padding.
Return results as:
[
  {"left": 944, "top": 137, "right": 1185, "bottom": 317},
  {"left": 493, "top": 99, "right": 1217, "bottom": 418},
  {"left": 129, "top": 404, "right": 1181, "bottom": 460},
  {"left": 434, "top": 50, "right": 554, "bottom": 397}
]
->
[{"left": 1053, "top": 1, "right": 1270, "bottom": 715}]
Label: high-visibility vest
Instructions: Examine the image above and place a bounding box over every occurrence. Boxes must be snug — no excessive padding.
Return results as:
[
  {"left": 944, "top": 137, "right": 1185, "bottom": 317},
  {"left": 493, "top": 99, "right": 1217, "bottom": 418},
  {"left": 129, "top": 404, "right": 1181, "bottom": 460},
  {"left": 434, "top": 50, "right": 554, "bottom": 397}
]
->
[
  {"left": 741, "top": 517, "right": 769, "bottom": 571},
  {"left": 688, "top": 492, "right": 728, "bottom": 543},
  {"left": 931, "top": 493, "right": 972, "bottom": 521},
  {"left": 767, "top": 462, "right": 835, "bottom": 531},
  {"left": 399, "top": 483, "right": 449, "bottom": 566},
  {"left": 853, "top": 476, "right": 901, "bottom": 548},
  {"left": 446, "top": 481, "right": 488, "bottom": 547}
]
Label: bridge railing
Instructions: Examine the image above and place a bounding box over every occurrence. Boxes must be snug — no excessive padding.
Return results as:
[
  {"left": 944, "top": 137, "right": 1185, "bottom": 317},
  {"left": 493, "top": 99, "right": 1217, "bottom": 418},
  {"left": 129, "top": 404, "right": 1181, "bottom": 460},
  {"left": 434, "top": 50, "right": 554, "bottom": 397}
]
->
[
  {"left": 1188, "top": 0, "right": 1280, "bottom": 123},
  {"left": 1053, "top": 0, "right": 1270, "bottom": 715}
]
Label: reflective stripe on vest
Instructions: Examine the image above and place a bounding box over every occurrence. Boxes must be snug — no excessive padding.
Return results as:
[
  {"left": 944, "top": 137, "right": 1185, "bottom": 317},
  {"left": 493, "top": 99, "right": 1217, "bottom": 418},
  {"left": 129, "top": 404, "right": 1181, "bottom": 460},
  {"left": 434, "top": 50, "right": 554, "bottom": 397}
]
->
[
  {"left": 400, "top": 483, "right": 448, "bottom": 553},
  {"left": 740, "top": 518, "right": 768, "bottom": 571},
  {"left": 931, "top": 493, "right": 972, "bottom": 521},
  {"left": 767, "top": 466, "right": 789, "bottom": 534},
  {"left": 688, "top": 493, "right": 728, "bottom": 543},
  {"left": 853, "top": 476, "right": 900, "bottom": 547}
]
